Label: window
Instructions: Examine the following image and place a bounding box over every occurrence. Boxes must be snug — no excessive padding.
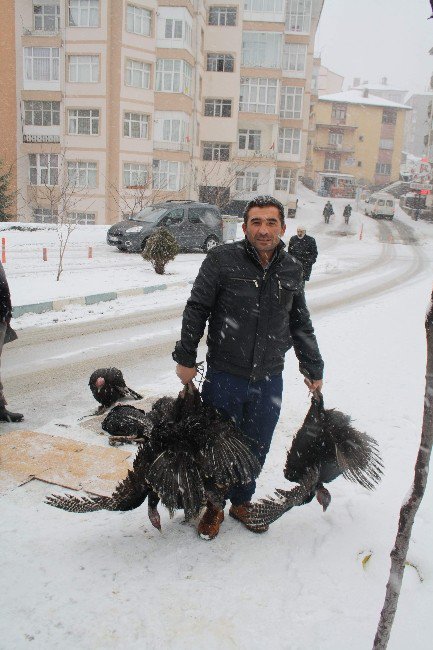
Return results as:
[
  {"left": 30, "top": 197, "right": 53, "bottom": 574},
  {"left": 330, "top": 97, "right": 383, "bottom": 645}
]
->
[
  {"left": 207, "top": 53, "right": 234, "bottom": 72},
  {"left": 242, "top": 32, "right": 282, "bottom": 68},
  {"left": 68, "top": 211, "right": 96, "bottom": 224},
  {"left": 324, "top": 157, "right": 340, "bottom": 171},
  {"left": 280, "top": 86, "right": 303, "bottom": 119},
  {"left": 123, "top": 163, "right": 148, "bottom": 187},
  {"left": 204, "top": 98, "right": 232, "bottom": 117},
  {"left": 161, "top": 118, "right": 188, "bottom": 143},
  {"left": 29, "top": 153, "right": 58, "bottom": 185},
  {"left": 126, "top": 4, "right": 151, "bottom": 36},
  {"left": 282, "top": 43, "right": 307, "bottom": 75},
  {"left": 24, "top": 47, "right": 59, "bottom": 81},
  {"left": 240, "top": 77, "right": 278, "bottom": 114},
  {"left": 33, "top": 3, "right": 60, "bottom": 31},
  {"left": 286, "top": 0, "right": 312, "bottom": 32},
  {"left": 208, "top": 6, "right": 237, "bottom": 26},
  {"left": 67, "top": 161, "right": 97, "bottom": 187},
  {"left": 156, "top": 60, "right": 192, "bottom": 94},
  {"left": 68, "top": 0, "right": 99, "bottom": 27},
  {"left": 236, "top": 171, "right": 259, "bottom": 192},
  {"left": 33, "top": 207, "right": 58, "bottom": 223},
  {"left": 275, "top": 168, "right": 296, "bottom": 193},
  {"left": 68, "top": 109, "right": 99, "bottom": 135},
  {"left": 125, "top": 59, "right": 150, "bottom": 89},
  {"left": 376, "top": 163, "right": 391, "bottom": 175},
  {"left": 161, "top": 208, "right": 184, "bottom": 225},
  {"left": 68, "top": 55, "right": 99, "bottom": 82},
  {"left": 123, "top": 112, "right": 149, "bottom": 138},
  {"left": 152, "top": 160, "right": 184, "bottom": 190},
  {"left": 202, "top": 142, "right": 230, "bottom": 161},
  {"left": 382, "top": 109, "right": 397, "bottom": 124},
  {"left": 331, "top": 104, "right": 347, "bottom": 121},
  {"left": 329, "top": 132, "right": 343, "bottom": 146},
  {"left": 379, "top": 138, "right": 394, "bottom": 150},
  {"left": 357, "top": 161, "right": 362, "bottom": 167},
  {"left": 24, "top": 101, "right": 60, "bottom": 126},
  {"left": 244, "top": 0, "right": 284, "bottom": 12},
  {"left": 238, "top": 129, "right": 261, "bottom": 151},
  {"left": 278, "top": 128, "right": 301, "bottom": 154},
  {"left": 164, "top": 19, "right": 191, "bottom": 44}
]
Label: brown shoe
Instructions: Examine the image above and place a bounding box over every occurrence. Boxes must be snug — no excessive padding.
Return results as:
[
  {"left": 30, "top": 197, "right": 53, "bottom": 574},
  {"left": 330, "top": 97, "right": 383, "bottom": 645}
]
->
[
  {"left": 229, "top": 502, "right": 269, "bottom": 533},
  {"left": 198, "top": 502, "right": 224, "bottom": 540}
]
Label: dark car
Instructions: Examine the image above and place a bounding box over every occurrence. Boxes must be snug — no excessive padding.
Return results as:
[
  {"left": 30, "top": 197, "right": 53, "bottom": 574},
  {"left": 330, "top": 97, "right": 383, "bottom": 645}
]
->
[{"left": 107, "top": 201, "right": 223, "bottom": 253}]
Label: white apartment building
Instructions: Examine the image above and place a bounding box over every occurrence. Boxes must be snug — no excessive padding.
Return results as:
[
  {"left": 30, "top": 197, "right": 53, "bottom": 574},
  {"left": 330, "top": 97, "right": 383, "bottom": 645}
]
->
[{"left": 4, "top": 0, "right": 323, "bottom": 224}]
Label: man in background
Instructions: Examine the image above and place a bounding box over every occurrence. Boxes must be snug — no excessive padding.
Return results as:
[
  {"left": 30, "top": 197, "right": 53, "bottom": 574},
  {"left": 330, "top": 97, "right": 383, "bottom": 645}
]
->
[
  {"left": 0, "top": 261, "right": 23, "bottom": 422},
  {"left": 288, "top": 227, "right": 318, "bottom": 282}
]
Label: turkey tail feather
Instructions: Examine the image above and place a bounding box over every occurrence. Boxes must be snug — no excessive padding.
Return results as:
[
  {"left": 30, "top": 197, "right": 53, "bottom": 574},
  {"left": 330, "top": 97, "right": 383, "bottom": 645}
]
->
[{"left": 122, "top": 386, "right": 143, "bottom": 401}]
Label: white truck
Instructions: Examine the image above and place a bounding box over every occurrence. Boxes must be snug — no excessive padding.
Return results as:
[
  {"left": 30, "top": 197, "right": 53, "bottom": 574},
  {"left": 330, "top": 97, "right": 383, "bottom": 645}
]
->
[{"left": 364, "top": 193, "right": 396, "bottom": 220}]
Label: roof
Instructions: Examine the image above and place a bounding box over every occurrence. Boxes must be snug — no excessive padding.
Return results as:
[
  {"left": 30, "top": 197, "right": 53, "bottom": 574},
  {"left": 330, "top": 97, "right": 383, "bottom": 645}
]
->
[
  {"left": 356, "top": 83, "right": 407, "bottom": 93},
  {"left": 318, "top": 89, "right": 410, "bottom": 110}
]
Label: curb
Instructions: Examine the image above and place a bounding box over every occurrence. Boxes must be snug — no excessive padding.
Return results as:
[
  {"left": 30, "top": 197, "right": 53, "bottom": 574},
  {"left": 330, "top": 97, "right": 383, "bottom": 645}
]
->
[{"left": 13, "top": 281, "right": 191, "bottom": 318}]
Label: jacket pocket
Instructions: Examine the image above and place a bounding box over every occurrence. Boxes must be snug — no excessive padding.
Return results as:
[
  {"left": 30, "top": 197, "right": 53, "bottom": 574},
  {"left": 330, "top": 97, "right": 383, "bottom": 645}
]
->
[{"left": 278, "top": 280, "right": 296, "bottom": 309}]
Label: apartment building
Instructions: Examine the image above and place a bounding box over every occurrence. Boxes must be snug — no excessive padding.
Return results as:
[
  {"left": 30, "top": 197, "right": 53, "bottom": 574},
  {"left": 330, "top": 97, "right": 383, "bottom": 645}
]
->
[{"left": 4, "top": 0, "right": 323, "bottom": 224}]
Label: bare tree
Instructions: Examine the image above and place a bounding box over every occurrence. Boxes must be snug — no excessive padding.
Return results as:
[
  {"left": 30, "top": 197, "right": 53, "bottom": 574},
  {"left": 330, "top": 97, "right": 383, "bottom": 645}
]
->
[
  {"left": 107, "top": 173, "right": 171, "bottom": 220},
  {"left": 373, "top": 291, "right": 433, "bottom": 649}
]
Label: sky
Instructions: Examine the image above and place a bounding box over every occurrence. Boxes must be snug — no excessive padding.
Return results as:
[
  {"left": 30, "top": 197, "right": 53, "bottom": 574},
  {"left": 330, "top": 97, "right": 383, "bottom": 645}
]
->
[{"left": 315, "top": 0, "right": 433, "bottom": 97}]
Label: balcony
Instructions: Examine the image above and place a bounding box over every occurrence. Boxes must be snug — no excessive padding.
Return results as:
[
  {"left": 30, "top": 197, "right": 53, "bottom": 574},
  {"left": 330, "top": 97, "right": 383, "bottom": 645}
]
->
[
  {"left": 153, "top": 141, "right": 191, "bottom": 152},
  {"left": 314, "top": 144, "right": 355, "bottom": 154},
  {"left": 23, "top": 134, "right": 60, "bottom": 144},
  {"left": 236, "top": 148, "right": 277, "bottom": 160},
  {"left": 316, "top": 123, "right": 357, "bottom": 130}
]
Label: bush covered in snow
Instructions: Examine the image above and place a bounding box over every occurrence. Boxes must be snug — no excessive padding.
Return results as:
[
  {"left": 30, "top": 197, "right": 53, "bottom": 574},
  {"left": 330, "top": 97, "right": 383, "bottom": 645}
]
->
[{"left": 141, "top": 227, "right": 179, "bottom": 275}]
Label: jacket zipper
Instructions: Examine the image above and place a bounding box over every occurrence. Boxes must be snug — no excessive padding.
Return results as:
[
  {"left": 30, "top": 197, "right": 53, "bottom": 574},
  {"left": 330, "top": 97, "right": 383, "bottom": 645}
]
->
[{"left": 231, "top": 277, "right": 259, "bottom": 288}]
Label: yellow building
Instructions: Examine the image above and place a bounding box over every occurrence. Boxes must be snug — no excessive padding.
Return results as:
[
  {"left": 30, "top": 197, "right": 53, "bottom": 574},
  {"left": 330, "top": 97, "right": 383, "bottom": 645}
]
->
[{"left": 307, "top": 89, "right": 410, "bottom": 197}]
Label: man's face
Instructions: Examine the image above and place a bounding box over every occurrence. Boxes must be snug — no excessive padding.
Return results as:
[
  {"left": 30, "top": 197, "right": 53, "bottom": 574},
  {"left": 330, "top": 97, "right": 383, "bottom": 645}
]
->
[
  {"left": 297, "top": 228, "right": 306, "bottom": 238},
  {"left": 242, "top": 206, "right": 286, "bottom": 253}
]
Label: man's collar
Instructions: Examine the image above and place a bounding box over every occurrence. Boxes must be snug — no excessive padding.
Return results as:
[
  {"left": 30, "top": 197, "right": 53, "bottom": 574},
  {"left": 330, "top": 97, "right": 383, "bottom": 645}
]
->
[{"left": 244, "top": 237, "right": 285, "bottom": 267}]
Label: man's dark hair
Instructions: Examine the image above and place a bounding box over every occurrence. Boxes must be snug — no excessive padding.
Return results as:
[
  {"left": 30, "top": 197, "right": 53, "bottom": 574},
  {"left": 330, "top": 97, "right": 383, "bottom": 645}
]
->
[{"left": 242, "top": 195, "right": 285, "bottom": 225}]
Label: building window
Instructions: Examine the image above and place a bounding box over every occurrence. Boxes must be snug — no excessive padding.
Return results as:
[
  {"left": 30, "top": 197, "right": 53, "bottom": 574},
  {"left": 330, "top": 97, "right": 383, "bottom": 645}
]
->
[
  {"left": 33, "top": 207, "right": 58, "bottom": 223},
  {"left": 202, "top": 142, "right": 230, "bottom": 161},
  {"left": 278, "top": 127, "right": 301, "bottom": 154},
  {"left": 244, "top": 0, "right": 284, "bottom": 12},
  {"left": 152, "top": 160, "right": 183, "bottom": 190},
  {"left": 204, "top": 98, "right": 232, "bottom": 117},
  {"left": 238, "top": 129, "right": 261, "bottom": 151},
  {"left": 24, "top": 47, "right": 59, "bottom": 81},
  {"left": 123, "top": 112, "right": 149, "bottom": 138},
  {"left": 24, "top": 101, "right": 60, "bottom": 126},
  {"left": 68, "top": 0, "right": 99, "bottom": 27},
  {"left": 286, "top": 0, "right": 312, "bottom": 33},
  {"left": 324, "top": 157, "right": 340, "bottom": 171},
  {"left": 161, "top": 118, "right": 188, "bottom": 143},
  {"left": 375, "top": 162, "right": 391, "bottom": 175},
  {"left": 68, "top": 109, "right": 99, "bottom": 135},
  {"left": 126, "top": 4, "right": 151, "bottom": 36},
  {"left": 382, "top": 109, "right": 397, "bottom": 124},
  {"left": 29, "top": 153, "right": 59, "bottom": 185},
  {"left": 379, "top": 138, "right": 394, "bottom": 150},
  {"left": 280, "top": 86, "right": 303, "bottom": 119},
  {"left": 68, "top": 211, "right": 96, "bottom": 224},
  {"left": 329, "top": 132, "right": 343, "bottom": 145},
  {"left": 331, "top": 104, "right": 347, "bottom": 121},
  {"left": 165, "top": 18, "right": 182, "bottom": 38},
  {"left": 236, "top": 171, "right": 259, "bottom": 192},
  {"left": 275, "top": 168, "right": 296, "bottom": 193},
  {"left": 123, "top": 163, "right": 148, "bottom": 187},
  {"left": 68, "top": 55, "right": 99, "bottom": 82},
  {"left": 125, "top": 59, "right": 150, "bottom": 89},
  {"left": 207, "top": 53, "right": 234, "bottom": 72},
  {"left": 240, "top": 77, "right": 278, "bottom": 114},
  {"left": 208, "top": 6, "right": 237, "bottom": 26},
  {"left": 357, "top": 161, "right": 362, "bottom": 167},
  {"left": 67, "top": 161, "right": 97, "bottom": 187},
  {"left": 33, "top": 3, "right": 60, "bottom": 31},
  {"left": 242, "top": 32, "right": 282, "bottom": 69},
  {"left": 282, "top": 43, "right": 307, "bottom": 75},
  {"left": 156, "top": 59, "right": 192, "bottom": 94}
]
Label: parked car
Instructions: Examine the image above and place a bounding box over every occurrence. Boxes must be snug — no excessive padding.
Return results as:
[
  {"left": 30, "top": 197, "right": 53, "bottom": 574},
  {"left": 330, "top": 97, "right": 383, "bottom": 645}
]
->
[
  {"left": 364, "top": 193, "right": 395, "bottom": 220},
  {"left": 107, "top": 201, "right": 223, "bottom": 253}
]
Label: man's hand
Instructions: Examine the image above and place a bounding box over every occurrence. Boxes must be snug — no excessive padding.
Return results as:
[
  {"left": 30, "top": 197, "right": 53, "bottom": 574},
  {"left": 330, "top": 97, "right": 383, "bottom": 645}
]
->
[
  {"left": 176, "top": 364, "right": 198, "bottom": 385},
  {"left": 304, "top": 377, "right": 323, "bottom": 393}
]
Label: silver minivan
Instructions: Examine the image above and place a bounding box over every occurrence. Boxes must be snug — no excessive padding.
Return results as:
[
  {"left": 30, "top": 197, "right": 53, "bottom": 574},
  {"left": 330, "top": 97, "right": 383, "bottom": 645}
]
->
[{"left": 364, "top": 193, "right": 395, "bottom": 220}]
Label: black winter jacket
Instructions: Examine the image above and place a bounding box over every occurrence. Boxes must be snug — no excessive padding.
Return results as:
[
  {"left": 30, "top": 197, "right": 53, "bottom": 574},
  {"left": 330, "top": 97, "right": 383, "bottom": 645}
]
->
[
  {"left": 173, "top": 239, "right": 323, "bottom": 382},
  {"left": 288, "top": 234, "right": 318, "bottom": 280},
  {"left": 0, "top": 262, "right": 12, "bottom": 323}
]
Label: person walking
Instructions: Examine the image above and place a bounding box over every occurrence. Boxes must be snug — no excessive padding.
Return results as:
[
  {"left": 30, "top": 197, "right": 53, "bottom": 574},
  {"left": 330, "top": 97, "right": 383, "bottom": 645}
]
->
[
  {"left": 323, "top": 201, "right": 333, "bottom": 224},
  {"left": 343, "top": 204, "right": 352, "bottom": 224},
  {"left": 0, "top": 261, "right": 23, "bottom": 422},
  {"left": 173, "top": 195, "right": 324, "bottom": 540},
  {"left": 288, "top": 227, "right": 318, "bottom": 282}
]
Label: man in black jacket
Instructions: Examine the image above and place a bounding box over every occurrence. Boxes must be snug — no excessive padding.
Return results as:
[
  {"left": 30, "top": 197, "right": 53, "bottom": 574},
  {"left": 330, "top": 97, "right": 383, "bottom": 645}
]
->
[
  {"left": 288, "top": 227, "right": 318, "bottom": 281},
  {"left": 0, "top": 261, "right": 23, "bottom": 422},
  {"left": 173, "top": 196, "right": 323, "bottom": 539}
]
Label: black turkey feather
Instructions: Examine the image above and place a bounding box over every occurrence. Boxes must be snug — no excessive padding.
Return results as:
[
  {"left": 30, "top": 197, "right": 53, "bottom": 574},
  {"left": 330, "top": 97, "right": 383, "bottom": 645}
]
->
[
  {"left": 244, "top": 393, "right": 384, "bottom": 529},
  {"left": 89, "top": 367, "right": 142, "bottom": 408}
]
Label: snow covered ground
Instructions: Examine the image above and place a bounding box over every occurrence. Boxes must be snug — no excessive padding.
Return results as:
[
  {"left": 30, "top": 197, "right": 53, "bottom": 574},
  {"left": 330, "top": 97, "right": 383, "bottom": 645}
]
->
[{"left": 1, "top": 186, "right": 433, "bottom": 649}]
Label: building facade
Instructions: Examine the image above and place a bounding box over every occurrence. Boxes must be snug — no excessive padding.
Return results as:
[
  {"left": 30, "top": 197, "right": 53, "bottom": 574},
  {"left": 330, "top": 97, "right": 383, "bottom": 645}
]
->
[
  {"left": 1, "top": 0, "right": 323, "bottom": 224},
  {"left": 403, "top": 92, "right": 433, "bottom": 159}
]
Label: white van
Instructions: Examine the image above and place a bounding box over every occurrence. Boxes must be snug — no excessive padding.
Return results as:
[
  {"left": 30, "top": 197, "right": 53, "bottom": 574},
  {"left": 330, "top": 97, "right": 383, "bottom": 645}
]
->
[{"left": 364, "top": 193, "right": 396, "bottom": 220}]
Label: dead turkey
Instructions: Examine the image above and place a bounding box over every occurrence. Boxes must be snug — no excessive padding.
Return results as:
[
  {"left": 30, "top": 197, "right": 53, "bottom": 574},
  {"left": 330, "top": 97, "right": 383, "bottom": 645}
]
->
[
  {"left": 89, "top": 367, "right": 142, "bottom": 409},
  {"left": 242, "top": 392, "right": 384, "bottom": 531},
  {"left": 46, "top": 383, "right": 261, "bottom": 530}
]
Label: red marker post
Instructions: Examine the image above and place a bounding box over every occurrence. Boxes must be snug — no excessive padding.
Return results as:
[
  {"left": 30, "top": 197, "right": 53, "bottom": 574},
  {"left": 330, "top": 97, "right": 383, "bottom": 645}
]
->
[
  {"left": 88, "top": 246, "right": 93, "bottom": 259},
  {"left": 43, "top": 247, "right": 47, "bottom": 261},
  {"left": 1, "top": 237, "right": 6, "bottom": 264},
  {"left": 359, "top": 224, "right": 364, "bottom": 241}
]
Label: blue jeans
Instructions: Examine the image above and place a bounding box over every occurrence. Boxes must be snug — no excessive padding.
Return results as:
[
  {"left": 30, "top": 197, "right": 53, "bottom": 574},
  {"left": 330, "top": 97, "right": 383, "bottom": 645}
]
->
[{"left": 201, "top": 367, "right": 283, "bottom": 505}]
